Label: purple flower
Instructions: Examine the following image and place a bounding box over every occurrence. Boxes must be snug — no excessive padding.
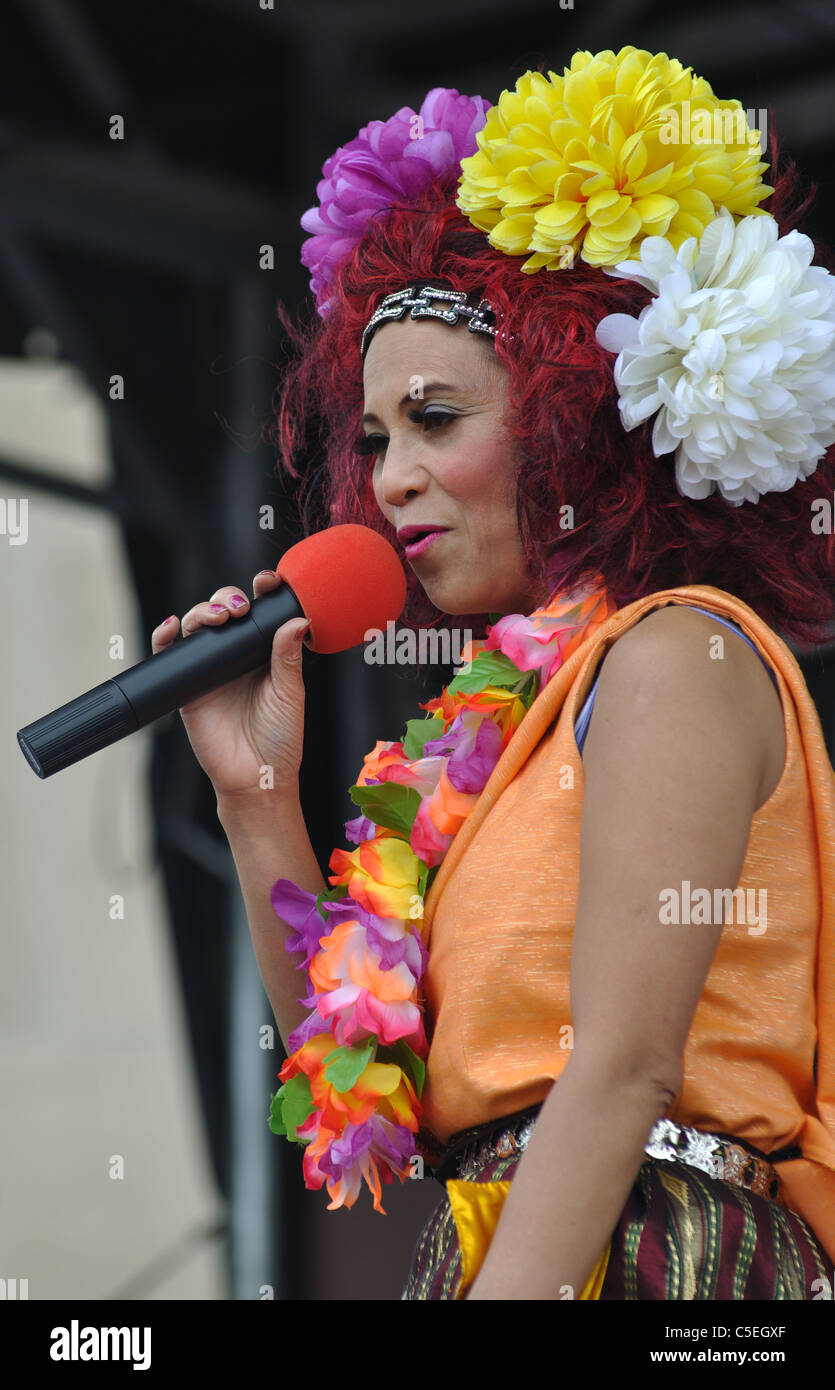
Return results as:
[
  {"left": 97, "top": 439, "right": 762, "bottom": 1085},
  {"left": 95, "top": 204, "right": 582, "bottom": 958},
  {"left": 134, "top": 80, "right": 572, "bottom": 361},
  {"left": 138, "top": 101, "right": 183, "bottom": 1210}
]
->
[
  {"left": 287, "top": 1010, "right": 332, "bottom": 1054},
  {"left": 270, "top": 879, "right": 363, "bottom": 967},
  {"left": 299, "top": 1112, "right": 418, "bottom": 1209},
  {"left": 271, "top": 878, "right": 427, "bottom": 978},
  {"left": 300, "top": 87, "right": 490, "bottom": 313},
  {"left": 425, "top": 709, "right": 503, "bottom": 794},
  {"left": 317, "top": 1115, "right": 415, "bottom": 1183},
  {"left": 344, "top": 813, "right": 377, "bottom": 844}
]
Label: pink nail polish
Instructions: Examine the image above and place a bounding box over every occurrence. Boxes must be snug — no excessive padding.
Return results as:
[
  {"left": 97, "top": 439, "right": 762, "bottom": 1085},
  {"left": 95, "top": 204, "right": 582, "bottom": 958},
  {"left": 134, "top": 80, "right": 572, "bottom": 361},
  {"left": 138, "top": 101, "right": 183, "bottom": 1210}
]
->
[
  {"left": 230, "top": 596, "right": 246, "bottom": 608},
  {"left": 209, "top": 604, "right": 225, "bottom": 613}
]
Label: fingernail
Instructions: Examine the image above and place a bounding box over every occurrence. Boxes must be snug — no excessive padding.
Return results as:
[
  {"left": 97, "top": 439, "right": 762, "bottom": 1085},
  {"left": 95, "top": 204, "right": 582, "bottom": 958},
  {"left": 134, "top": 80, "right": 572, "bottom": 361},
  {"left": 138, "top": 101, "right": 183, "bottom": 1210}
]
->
[
  {"left": 229, "top": 596, "right": 246, "bottom": 608},
  {"left": 295, "top": 620, "right": 312, "bottom": 641},
  {"left": 258, "top": 569, "right": 275, "bottom": 577},
  {"left": 209, "top": 604, "right": 225, "bottom": 613},
  {"left": 164, "top": 616, "right": 177, "bottom": 625}
]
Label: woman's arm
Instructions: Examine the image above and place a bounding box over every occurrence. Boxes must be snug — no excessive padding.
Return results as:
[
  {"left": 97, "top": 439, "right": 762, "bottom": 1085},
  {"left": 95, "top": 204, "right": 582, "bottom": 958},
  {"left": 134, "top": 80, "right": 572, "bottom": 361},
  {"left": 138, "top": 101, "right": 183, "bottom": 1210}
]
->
[
  {"left": 467, "top": 607, "right": 777, "bottom": 1299},
  {"left": 217, "top": 787, "right": 326, "bottom": 1053}
]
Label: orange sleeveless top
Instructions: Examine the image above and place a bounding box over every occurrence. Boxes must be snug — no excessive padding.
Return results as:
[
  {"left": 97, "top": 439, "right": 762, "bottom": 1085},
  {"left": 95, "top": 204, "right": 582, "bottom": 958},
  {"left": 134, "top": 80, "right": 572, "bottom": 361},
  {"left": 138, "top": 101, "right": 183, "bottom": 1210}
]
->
[{"left": 421, "top": 584, "right": 835, "bottom": 1264}]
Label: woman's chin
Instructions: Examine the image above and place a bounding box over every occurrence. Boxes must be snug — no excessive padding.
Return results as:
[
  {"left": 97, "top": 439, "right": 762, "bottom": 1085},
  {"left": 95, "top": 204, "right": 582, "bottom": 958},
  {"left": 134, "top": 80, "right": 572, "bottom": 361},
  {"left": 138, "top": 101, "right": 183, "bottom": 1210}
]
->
[
  {"left": 412, "top": 547, "right": 539, "bottom": 618},
  {"left": 415, "top": 579, "right": 481, "bottom": 616},
  {"left": 414, "top": 563, "right": 540, "bottom": 618},
  {"left": 418, "top": 587, "right": 520, "bottom": 618}
]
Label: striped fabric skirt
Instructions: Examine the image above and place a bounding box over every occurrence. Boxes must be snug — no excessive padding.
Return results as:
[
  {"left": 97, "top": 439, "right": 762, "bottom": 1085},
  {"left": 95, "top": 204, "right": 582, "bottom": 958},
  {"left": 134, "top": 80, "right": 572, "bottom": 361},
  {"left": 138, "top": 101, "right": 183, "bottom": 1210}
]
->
[{"left": 402, "top": 1107, "right": 832, "bottom": 1301}]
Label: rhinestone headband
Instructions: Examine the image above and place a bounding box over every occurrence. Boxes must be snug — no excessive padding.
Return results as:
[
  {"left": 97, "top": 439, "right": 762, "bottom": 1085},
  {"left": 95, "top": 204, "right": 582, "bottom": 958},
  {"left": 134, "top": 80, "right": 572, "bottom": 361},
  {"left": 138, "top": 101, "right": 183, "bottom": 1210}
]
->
[{"left": 360, "top": 285, "right": 498, "bottom": 359}]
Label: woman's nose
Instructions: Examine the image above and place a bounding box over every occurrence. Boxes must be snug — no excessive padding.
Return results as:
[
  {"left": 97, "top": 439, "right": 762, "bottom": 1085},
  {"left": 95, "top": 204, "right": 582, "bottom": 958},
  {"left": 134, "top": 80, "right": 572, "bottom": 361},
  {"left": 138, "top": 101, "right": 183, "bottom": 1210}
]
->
[{"left": 379, "top": 442, "right": 428, "bottom": 507}]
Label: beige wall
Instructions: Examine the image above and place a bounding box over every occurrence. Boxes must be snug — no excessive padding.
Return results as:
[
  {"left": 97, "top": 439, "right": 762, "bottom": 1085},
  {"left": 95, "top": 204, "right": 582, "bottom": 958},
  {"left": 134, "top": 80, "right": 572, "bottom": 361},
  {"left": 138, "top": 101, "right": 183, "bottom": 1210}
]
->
[{"left": 0, "top": 358, "right": 224, "bottom": 1299}]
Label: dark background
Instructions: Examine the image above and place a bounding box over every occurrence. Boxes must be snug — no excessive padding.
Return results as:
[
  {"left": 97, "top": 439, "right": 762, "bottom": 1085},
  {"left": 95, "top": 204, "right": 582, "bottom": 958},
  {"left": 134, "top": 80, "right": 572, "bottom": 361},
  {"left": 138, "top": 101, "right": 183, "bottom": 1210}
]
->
[{"left": 1, "top": 0, "right": 833, "bottom": 1299}]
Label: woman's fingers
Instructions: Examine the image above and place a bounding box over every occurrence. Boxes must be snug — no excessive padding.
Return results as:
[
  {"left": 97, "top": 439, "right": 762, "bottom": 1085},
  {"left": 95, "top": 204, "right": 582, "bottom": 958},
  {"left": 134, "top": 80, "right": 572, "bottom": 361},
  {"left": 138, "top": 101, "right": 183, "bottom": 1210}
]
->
[
  {"left": 252, "top": 568, "right": 281, "bottom": 598},
  {"left": 151, "top": 570, "right": 281, "bottom": 654},
  {"left": 180, "top": 587, "right": 251, "bottom": 637},
  {"left": 151, "top": 613, "right": 180, "bottom": 654}
]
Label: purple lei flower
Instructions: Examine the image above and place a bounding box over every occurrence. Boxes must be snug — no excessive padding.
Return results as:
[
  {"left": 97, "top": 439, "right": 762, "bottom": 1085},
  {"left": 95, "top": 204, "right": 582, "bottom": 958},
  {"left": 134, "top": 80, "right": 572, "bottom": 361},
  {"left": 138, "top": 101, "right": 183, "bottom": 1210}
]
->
[
  {"left": 287, "top": 1010, "right": 332, "bottom": 1053},
  {"left": 344, "top": 812, "right": 377, "bottom": 844},
  {"left": 424, "top": 708, "right": 503, "bottom": 794},
  {"left": 272, "top": 878, "right": 426, "bottom": 972},
  {"left": 270, "top": 879, "right": 362, "bottom": 968},
  {"left": 273, "top": 879, "right": 429, "bottom": 1053},
  {"left": 300, "top": 87, "right": 490, "bottom": 314},
  {"left": 316, "top": 1115, "right": 415, "bottom": 1183}
]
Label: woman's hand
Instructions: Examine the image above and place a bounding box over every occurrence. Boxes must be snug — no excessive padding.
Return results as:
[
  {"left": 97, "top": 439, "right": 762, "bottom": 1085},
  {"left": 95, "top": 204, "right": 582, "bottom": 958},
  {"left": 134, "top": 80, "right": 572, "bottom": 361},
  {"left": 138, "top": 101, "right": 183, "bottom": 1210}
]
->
[{"left": 150, "top": 568, "right": 310, "bottom": 799}]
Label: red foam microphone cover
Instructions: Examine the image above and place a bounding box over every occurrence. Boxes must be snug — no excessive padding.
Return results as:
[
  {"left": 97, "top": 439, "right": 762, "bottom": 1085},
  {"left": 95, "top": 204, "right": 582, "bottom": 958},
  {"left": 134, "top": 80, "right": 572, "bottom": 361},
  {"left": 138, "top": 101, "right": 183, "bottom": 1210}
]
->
[{"left": 275, "top": 524, "right": 407, "bottom": 654}]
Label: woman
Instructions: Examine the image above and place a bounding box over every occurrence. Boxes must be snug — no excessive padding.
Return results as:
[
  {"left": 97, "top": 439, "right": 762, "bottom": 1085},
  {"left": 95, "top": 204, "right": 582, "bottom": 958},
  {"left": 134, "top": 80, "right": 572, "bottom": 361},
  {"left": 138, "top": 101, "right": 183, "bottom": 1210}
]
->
[{"left": 151, "top": 48, "right": 835, "bottom": 1299}]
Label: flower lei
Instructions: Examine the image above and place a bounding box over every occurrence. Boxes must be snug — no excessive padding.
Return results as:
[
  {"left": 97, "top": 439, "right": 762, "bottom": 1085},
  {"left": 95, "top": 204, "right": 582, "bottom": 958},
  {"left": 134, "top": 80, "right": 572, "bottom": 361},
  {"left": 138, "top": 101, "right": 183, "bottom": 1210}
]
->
[{"left": 268, "top": 584, "right": 617, "bottom": 1211}]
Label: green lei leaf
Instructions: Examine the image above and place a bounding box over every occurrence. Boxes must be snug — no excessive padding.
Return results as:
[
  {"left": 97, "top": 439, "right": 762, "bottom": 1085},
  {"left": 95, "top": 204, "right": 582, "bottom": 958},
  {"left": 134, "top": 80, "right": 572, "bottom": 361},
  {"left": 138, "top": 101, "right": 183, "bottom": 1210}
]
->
[
  {"left": 402, "top": 717, "right": 442, "bottom": 760},
  {"left": 315, "top": 883, "right": 349, "bottom": 920},
  {"left": 323, "top": 1038, "right": 375, "bottom": 1092},
  {"left": 268, "top": 1091, "right": 287, "bottom": 1137},
  {"left": 446, "top": 649, "right": 522, "bottom": 695},
  {"left": 349, "top": 782, "right": 422, "bottom": 837},
  {"left": 416, "top": 859, "right": 430, "bottom": 898},
  {"left": 386, "top": 1040, "right": 426, "bottom": 1099},
  {"left": 514, "top": 670, "right": 538, "bottom": 709},
  {"left": 269, "top": 1073, "right": 314, "bottom": 1141}
]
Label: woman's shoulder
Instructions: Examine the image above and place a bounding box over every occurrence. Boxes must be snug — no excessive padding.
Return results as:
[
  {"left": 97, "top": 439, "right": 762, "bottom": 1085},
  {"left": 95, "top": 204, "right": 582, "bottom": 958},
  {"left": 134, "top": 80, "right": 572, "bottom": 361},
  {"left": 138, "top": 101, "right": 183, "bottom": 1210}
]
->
[
  {"left": 589, "top": 601, "right": 786, "bottom": 812},
  {"left": 605, "top": 597, "right": 772, "bottom": 685},
  {"left": 597, "top": 600, "right": 761, "bottom": 685}
]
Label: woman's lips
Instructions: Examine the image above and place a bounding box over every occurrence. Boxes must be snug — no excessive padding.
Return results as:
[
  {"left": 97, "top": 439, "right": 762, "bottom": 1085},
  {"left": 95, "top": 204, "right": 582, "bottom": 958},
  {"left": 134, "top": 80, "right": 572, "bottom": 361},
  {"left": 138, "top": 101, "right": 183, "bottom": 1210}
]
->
[{"left": 399, "top": 527, "right": 450, "bottom": 560}]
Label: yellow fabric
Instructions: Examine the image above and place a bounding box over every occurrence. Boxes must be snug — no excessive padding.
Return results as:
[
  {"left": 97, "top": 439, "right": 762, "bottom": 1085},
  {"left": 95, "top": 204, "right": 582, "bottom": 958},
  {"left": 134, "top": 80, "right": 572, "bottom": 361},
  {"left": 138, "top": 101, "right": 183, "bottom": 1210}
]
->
[
  {"left": 421, "top": 585, "right": 835, "bottom": 1265},
  {"left": 446, "top": 1178, "right": 611, "bottom": 1299}
]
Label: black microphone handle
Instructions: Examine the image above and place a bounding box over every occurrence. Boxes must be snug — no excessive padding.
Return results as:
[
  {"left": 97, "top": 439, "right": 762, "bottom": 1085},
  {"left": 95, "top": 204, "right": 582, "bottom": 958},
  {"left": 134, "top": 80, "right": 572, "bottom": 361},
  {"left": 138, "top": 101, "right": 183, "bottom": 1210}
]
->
[{"left": 17, "top": 584, "right": 305, "bottom": 779}]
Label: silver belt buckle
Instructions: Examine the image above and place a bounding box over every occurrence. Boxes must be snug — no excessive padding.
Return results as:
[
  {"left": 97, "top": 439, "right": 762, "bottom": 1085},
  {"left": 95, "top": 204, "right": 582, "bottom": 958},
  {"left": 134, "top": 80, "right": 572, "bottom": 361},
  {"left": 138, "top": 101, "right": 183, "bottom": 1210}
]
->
[{"left": 645, "top": 1117, "right": 725, "bottom": 1179}]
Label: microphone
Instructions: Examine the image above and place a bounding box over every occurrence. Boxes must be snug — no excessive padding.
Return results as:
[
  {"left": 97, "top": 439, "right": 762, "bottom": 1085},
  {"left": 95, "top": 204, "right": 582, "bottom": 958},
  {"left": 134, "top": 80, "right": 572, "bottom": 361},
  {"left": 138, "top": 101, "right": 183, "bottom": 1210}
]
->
[{"left": 17, "top": 524, "right": 407, "bottom": 779}]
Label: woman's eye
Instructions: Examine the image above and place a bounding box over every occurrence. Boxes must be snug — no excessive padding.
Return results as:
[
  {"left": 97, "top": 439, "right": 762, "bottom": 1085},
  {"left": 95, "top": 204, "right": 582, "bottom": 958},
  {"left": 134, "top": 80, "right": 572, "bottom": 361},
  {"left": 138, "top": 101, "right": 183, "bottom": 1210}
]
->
[
  {"left": 354, "top": 433, "right": 387, "bottom": 457},
  {"left": 411, "top": 408, "right": 456, "bottom": 432},
  {"left": 353, "top": 409, "right": 456, "bottom": 459}
]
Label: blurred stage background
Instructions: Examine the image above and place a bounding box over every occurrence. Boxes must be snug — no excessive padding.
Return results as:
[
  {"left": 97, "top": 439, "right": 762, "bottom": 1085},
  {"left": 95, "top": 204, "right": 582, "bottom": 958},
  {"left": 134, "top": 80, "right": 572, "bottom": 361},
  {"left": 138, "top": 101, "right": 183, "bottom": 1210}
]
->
[{"left": 1, "top": 0, "right": 833, "bottom": 1300}]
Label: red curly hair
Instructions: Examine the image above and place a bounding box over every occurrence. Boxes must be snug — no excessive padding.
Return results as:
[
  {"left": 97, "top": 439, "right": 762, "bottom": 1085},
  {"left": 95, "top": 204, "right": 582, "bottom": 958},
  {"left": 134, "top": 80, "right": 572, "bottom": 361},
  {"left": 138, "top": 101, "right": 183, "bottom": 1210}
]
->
[{"left": 270, "top": 142, "right": 835, "bottom": 646}]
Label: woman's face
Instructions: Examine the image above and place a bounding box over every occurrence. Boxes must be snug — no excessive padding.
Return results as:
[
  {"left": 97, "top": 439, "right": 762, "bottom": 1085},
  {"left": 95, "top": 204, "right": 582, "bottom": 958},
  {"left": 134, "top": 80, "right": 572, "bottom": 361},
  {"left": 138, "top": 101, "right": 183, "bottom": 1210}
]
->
[{"left": 361, "top": 316, "right": 541, "bottom": 616}]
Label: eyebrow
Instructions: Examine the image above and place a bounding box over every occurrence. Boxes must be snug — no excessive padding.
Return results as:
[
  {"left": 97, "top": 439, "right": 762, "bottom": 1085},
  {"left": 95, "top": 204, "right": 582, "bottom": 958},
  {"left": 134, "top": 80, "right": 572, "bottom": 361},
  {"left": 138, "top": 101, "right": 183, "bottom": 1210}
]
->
[{"left": 361, "top": 382, "right": 464, "bottom": 425}]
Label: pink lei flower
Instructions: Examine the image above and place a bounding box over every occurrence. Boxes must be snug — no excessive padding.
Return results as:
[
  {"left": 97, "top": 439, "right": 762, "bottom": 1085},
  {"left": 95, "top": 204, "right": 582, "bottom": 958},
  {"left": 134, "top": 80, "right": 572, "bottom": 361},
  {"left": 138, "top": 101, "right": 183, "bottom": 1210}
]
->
[{"left": 485, "top": 585, "right": 617, "bottom": 684}]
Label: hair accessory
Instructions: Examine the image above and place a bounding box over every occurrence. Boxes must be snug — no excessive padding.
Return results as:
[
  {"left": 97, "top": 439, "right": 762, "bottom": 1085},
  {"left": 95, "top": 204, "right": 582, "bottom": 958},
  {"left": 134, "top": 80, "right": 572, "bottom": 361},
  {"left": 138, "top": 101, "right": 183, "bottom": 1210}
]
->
[
  {"left": 361, "top": 285, "right": 498, "bottom": 359},
  {"left": 455, "top": 46, "right": 771, "bottom": 272},
  {"left": 300, "top": 88, "right": 490, "bottom": 316},
  {"left": 298, "top": 51, "right": 835, "bottom": 506},
  {"left": 595, "top": 208, "right": 835, "bottom": 505}
]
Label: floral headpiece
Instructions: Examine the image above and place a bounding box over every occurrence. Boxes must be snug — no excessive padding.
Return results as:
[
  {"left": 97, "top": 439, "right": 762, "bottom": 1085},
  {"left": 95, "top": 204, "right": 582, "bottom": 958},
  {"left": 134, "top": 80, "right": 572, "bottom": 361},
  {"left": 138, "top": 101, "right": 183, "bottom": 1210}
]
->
[{"left": 300, "top": 46, "right": 835, "bottom": 507}]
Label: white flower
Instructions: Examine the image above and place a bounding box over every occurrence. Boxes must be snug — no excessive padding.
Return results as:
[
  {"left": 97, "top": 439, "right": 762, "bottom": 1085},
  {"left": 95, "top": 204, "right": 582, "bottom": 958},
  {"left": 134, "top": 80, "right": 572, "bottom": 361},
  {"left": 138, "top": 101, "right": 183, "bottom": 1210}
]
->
[{"left": 595, "top": 209, "right": 835, "bottom": 505}]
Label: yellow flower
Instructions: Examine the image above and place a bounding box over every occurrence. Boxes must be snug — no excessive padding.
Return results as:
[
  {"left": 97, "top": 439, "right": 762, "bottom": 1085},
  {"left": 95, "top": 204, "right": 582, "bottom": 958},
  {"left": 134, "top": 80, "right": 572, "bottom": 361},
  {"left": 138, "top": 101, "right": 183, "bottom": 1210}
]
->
[
  {"left": 328, "top": 834, "right": 422, "bottom": 920},
  {"left": 456, "top": 46, "right": 772, "bottom": 272}
]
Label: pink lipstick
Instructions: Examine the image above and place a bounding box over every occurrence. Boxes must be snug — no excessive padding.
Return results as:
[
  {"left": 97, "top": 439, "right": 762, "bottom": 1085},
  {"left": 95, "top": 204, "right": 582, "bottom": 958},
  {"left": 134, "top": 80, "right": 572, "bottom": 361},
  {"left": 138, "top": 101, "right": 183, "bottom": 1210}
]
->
[{"left": 397, "top": 525, "right": 450, "bottom": 560}]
